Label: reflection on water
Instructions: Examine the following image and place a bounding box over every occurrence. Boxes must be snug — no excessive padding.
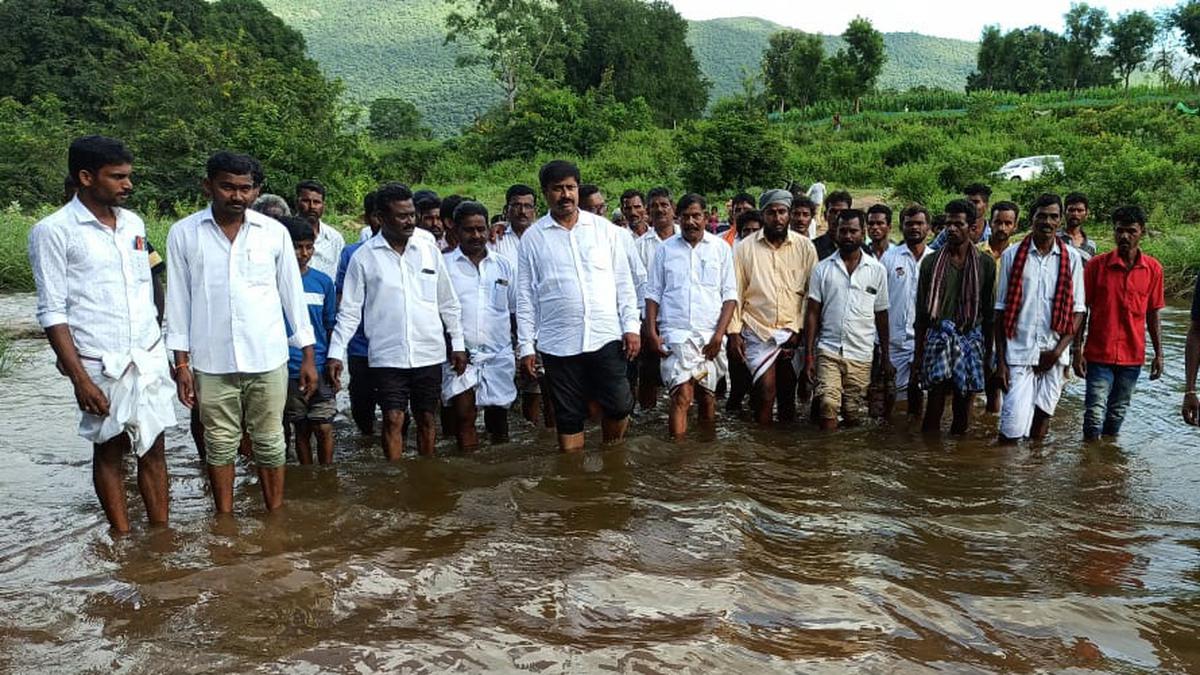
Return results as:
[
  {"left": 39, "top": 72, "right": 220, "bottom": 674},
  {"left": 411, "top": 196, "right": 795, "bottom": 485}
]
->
[{"left": 1, "top": 292, "right": 1198, "bottom": 672}]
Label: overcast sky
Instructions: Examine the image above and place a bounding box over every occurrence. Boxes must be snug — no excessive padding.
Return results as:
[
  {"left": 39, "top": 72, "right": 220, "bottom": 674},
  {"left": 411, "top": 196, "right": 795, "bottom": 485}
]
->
[{"left": 668, "top": 0, "right": 1173, "bottom": 41}]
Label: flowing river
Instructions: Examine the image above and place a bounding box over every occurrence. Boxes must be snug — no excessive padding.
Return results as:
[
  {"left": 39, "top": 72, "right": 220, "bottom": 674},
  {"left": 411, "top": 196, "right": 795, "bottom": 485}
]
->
[{"left": 0, "top": 292, "right": 1197, "bottom": 673}]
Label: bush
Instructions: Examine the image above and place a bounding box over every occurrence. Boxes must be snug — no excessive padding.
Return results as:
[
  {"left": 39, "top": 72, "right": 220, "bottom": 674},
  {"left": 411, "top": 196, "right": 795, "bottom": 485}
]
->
[{"left": 679, "top": 110, "right": 785, "bottom": 194}]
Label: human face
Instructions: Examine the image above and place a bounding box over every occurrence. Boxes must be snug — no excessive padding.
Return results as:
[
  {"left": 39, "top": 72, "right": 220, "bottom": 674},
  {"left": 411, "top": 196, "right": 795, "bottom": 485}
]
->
[
  {"left": 648, "top": 195, "right": 674, "bottom": 230},
  {"left": 866, "top": 212, "right": 890, "bottom": 244},
  {"left": 458, "top": 214, "right": 489, "bottom": 256},
  {"left": 1031, "top": 203, "right": 1062, "bottom": 245},
  {"left": 204, "top": 171, "right": 256, "bottom": 220},
  {"left": 506, "top": 194, "right": 536, "bottom": 229},
  {"left": 297, "top": 188, "right": 325, "bottom": 226},
  {"left": 1113, "top": 221, "right": 1143, "bottom": 256},
  {"left": 293, "top": 239, "right": 314, "bottom": 271},
  {"left": 621, "top": 195, "right": 646, "bottom": 227},
  {"left": 78, "top": 163, "right": 133, "bottom": 207},
  {"left": 730, "top": 199, "right": 752, "bottom": 225},
  {"left": 835, "top": 216, "right": 864, "bottom": 255},
  {"left": 762, "top": 203, "right": 790, "bottom": 239},
  {"left": 791, "top": 205, "right": 813, "bottom": 234},
  {"left": 584, "top": 191, "right": 606, "bottom": 216},
  {"left": 990, "top": 209, "right": 1017, "bottom": 243},
  {"left": 738, "top": 219, "right": 762, "bottom": 239},
  {"left": 545, "top": 177, "right": 579, "bottom": 220},
  {"left": 943, "top": 211, "right": 970, "bottom": 247},
  {"left": 824, "top": 200, "right": 850, "bottom": 230},
  {"left": 379, "top": 198, "right": 417, "bottom": 242},
  {"left": 679, "top": 201, "right": 706, "bottom": 244},
  {"left": 1066, "top": 201, "right": 1088, "bottom": 230},
  {"left": 418, "top": 206, "right": 442, "bottom": 238},
  {"left": 967, "top": 217, "right": 986, "bottom": 244},
  {"left": 611, "top": 211, "right": 628, "bottom": 228},
  {"left": 967, "top": 193, "right": 988, "bottom": 224},
  {"left": 902, "top": 212, "right": 929, "bottom": 245}
]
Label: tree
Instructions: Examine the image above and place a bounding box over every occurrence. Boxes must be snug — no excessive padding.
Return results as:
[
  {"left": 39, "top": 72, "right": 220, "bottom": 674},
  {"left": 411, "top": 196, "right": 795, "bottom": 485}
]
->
[
  {"left": 1175, "top": 1, "right": 1200, "bottom": 81},
  {"left": 558, "top": 0, "right": 709, "bottom": 126},
  {"left": 828, "top": 17, "right": 886, "bottom": 105},
  {"left": 1108, "top": 11, "right": 1158, "bottom": 89},
  {"left": 761, "top": 30, "right": 825, "bottom": 112},
  {"left": 968, "top": 25, "right": 1004, "bottom": 90},
  {"left": 368, "top": 98, "right": 430, "bottom": 140},
  {"left": 1063, "top": 3, "right": 1110, "bottom": 92},
  {"left": 445, "top": 0, "right": 583, "bottom": 112}
]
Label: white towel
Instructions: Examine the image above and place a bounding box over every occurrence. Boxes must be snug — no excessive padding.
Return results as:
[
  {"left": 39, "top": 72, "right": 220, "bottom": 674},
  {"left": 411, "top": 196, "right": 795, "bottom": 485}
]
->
[
  {"left": 79, "top": 342, "right": 177, "bottom": 456},
  {"left": 743, "top": 328, "right": 795, "bottom": 384},
  {"left": 441, "top": 349, "right": 517, "bottom": 407},
  {"left": 660, "top": 329, "right": 727, "bottom": 393}
]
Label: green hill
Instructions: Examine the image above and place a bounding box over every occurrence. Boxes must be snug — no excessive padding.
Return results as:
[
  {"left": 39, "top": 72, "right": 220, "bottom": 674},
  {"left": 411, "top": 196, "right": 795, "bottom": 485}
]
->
[{"left": 260, "top": 1, "right": 977, "bottom": 136}]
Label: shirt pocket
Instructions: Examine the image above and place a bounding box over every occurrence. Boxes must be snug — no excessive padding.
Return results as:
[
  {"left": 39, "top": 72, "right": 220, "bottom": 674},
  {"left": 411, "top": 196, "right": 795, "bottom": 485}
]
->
[
  {"left": 417, "top": 269, "right": 438, "bottom": 303},
  {"left": 490, "top": 279, "right": 511, "bottom": 312},
  {"left": 242, "top": 244, "right": 275, "bottom": 287},
  {"left": 583, "top": 243, "right": 610, "bottom": 271},
  {"left": 850, "top": 287, "right": 877, "bottom": 319},
  {"left": 700, "top": 258, "right": 721, "bottom": 287}
]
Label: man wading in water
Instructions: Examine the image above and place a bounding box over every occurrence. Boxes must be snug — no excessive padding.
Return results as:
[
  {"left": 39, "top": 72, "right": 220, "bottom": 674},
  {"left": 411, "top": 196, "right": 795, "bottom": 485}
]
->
[{"left": 29, "top": 135, "right": 177, "bottom": 533}]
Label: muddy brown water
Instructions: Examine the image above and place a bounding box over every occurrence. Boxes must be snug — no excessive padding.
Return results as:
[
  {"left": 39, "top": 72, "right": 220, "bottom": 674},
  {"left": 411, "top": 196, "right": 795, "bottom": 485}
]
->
[{"left": 0, "top": 292, "right": 1198, "bottom": 673}]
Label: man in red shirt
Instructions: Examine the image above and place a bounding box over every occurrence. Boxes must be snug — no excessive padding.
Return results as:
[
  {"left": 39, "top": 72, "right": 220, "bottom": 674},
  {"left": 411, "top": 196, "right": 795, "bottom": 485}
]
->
[{"left": 1076, "top": 205, "right": 1164, "bottom": 441}]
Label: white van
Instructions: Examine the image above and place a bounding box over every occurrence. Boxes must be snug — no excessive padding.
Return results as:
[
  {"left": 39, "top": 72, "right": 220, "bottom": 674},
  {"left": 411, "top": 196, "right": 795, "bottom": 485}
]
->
[{"left": 991, "top": 155, "right": 1065, "bottom": 181}]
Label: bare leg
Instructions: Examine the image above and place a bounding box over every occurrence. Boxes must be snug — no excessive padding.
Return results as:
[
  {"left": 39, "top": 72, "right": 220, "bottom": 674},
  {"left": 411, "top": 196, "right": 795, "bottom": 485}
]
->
[
  {"left": 522, "top": 393, "right": 542, "bottom": 426},
  {"left": 257, "top": 465, "right": 285, "bottom": 511},
  {"left": 190, "top": 407, "right": 206, "bottom": 461},
  {"left": 601, "top": 416, "right": 629, "bottom": 444},
  {"left": 949, "top": 391, "right": 975, "bottom": 435},
  {"left": 558, "top": 432, "right": 586, "bottom": 453},
  {"left": 381, "top": 409, "right": 406, "bottom": 461},
  {"left": 451, "top": 390, "right": 479, "bottom": 452},
  {"left": 440, "top": 405, "right": 455, "bottom": 437},
  {"left": 415, "top": 410, "right": 437, "bottom": 457},
  {"left": 207, "top": 463, "right": 235, "bottom": 514},
  {"left": 668, "top": 384, "right": 693, "bottom": 439},
  {"left": 93, "top": 436, "right": 131, "bottom": 533},
  {"left": 136, "top": 434, "right": 170, "bottom": 526},
  {"left": 697, "top": 388, "right": 717, "bottom": 423},
  {"left": 294, "top": 421, "right": 314, "bottom": 465},
  {"left": 753, "top": 367, "right": 777, "bottom": 426},
  {"left": 1030, "top": 407, "right": 1053, "bottom": 440},
  {"left": 638, "top": 377, "right": 658, "bottom": 412},
  {"left": 483, "top": 406, "right": 509, "bottom": 443},
  {"left": 775, "top": 359, "right": 798, "bottom": 422},
  {"left": 314, "top": 423, "right": 334, "bottom": 464},
  {"left": 923, "top": 384, "right": 949, "bottom": 433}
]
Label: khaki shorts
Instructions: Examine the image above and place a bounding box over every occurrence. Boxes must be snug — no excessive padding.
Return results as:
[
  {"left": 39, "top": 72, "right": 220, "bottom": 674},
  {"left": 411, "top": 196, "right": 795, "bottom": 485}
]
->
[
  {"left": 194, "top": 365, "right": 288, "bottom": 467},
  {"left": 284, "top": 379, "right": 337, "bottom": 424},
  {"left": 814, "top": 350, "right": 871, "bottom": 422}
]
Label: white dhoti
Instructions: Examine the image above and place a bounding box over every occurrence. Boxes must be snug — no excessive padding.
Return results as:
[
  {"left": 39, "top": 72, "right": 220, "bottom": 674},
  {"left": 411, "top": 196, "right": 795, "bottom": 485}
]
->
[
  {"left": 78, "top": 341, "right": 177, "bottom": 456},
  {"left": 743, "top": 329, "right": 795, "bottom": 384},
  {"left": 441, "top": 349, "right": 518, "bottom": 407},
  {"left": 659, "top": 329, "right": 727, "bottom": 393}
]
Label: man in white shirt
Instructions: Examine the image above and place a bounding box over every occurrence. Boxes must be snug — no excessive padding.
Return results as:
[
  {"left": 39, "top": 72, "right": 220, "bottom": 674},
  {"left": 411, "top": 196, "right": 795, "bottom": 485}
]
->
[
  {"left": 804, "top": 209, "right": 891, "bottom": 430},
  {"left": 516, "top": 160, "right": 641, "bottom": 452},
  {"left": 29, "top": 135, "right": 175, "bottom": 533},
  {"left": 644, "top": 194, "right": 737, "bottom": 439},
  {"left": 441, "top": 201, "right": 517, "bottom": 450},
  {"left": 879, "top": 205, "right": 933, "bottom": 417},
  {"left": 295, "top": 179, "right": 344, "bottom": 279},
  {"left": 634, "top": 187, "right": 680, "bottom": 411},
  {"left": 995, "top": 193, "right": 1086, "bottom": 442},
  {"left": 327, "top": 182, "right": 467, "bottom": 459},
  {"left": 167, "top": 152, "right": 318, "bottom": 514}
]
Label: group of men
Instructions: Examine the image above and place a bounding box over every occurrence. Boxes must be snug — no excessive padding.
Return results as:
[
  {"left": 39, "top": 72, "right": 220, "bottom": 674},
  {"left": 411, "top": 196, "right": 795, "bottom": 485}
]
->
[{"left": 29, "top": 135, "right": 1182, "bottom": 533}]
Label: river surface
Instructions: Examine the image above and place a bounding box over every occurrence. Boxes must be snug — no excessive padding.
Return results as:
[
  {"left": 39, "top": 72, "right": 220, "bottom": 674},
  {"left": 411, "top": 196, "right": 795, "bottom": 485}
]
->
[{"left": 1, "top": 292, "right": 1198, "bottom": 673}]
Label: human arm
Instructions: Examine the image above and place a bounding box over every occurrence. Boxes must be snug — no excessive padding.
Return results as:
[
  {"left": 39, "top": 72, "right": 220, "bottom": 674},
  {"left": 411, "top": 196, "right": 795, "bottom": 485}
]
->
[
  {"left": 275, "top": 229, "right": 317, "bottom": 395},
  {"left": 434, "top": 250, "right": 467, "bottom": 370},
  {"left": 514, "top": 233, "right": 538, "bottom": 376},
  {"left": 612, "top": 229, "right": 642, "bottom": 348},
  {"left": 644, "top": 299, "right": 669, "bottom": 358},
  {"left": 326, "top": 255, "right": 367, "bottom": 393},
  {"left": 873, "top": 271, "right": 890, "bottom": 373},
  {"left": 1185, "top": 319, "right": 1200, "bottom": 425},
  {"left": 804, "top": 298, "right": 823, "bottom": 387}
]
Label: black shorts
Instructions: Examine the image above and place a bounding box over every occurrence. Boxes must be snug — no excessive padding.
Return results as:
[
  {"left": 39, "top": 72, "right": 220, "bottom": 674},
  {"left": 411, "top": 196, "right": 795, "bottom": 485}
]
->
[
  {"left": 372, "top": 364, "right": 442, "bottom": 414},
  {"left": 541, "top": 340, "right": 634, "bottom": 434},
  {"left": 638, "top": 349, "right": 663, "bottom": 387}
]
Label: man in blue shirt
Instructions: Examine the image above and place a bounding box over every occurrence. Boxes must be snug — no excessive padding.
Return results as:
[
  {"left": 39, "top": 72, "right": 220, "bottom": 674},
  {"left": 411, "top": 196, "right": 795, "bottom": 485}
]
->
[{"left": 283, "top": 217, "right": 338, "bottom": 463}]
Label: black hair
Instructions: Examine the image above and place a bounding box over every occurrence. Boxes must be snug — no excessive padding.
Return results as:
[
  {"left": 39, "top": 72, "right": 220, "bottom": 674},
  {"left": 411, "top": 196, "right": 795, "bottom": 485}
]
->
[
  {"left": 579, "top": 184, "right": 601, "bottom": 203},
  {"left": 375, "top": 182, "right": 414, "bottom": 210},
  {"left": 836, "top": 208, "right": 865, "bottom": 227},
  {"left": 647, "top": 186, "right": 672, "bottom": 204},
  {"left": 620, "top": 188, "right": 645, "bottom": 205},
  {"left": 206, "top": 151, "right": 262, "bottom": 184},
  {"left": 901, "top": 204, "right": 930, "bottom": 224},
  {"left": 538, "top": 159, "right": 581, "bottom": 190},
  {"left": 731, "top": 191, "right": 755, "bottom": 207},
  {"left": 506, "top": 183, "right": 536, "bottom": 205},
  {"left": 1031, "top": 192, "right": 1064, "bottom": 215},
  {"left": 990, "top": 200, "right": 1019, "bottom": 219},
  {"left": 945, "top": 199, "right": 977, "bottom": 224},
  {"left": 676, "top": 193, "right": 707, "bottom": 214},
  {"left": 825, "top": 190, "right": 853, "bottom": 211},
  {"left": 792, "top": 196, "right": 816, "bottom": 212},
  {"left": 440, "top": 195, "right": 466, "bottom": 222},
  {"left": 1065, "top": 192, "right": 1089, "bottom": 208},
  {"left": 363, "top": 190, "right": 377, "bottom": 217},
  {"left": 415, "top": 194, "right": 441, "bottom": 213},
  {"left": 736, "top": 209, "right": 764, "bottom": 235},
  {"left": 1111, "top": 205, "right": 1146, "bottom": 228},
  {"left": 491, "top": 213, "right": 505, "bottom": 224},
  {"left": 866, "top": 203, "right": 892, "bottom": 224},
  {"left": 282, "top": 216, "right": 315, "bottom": 244},
  {"left": 963, "top": 182, "right": 992, "bottom": 199},
  {"left": 68, "top": 135, "right": 133, "bottom": 184},
  {"left": 295, "top": 179, "right": 326, "bottom": 198},
  {"left": 452, "top": 200, "right": 489, "bottom": 226}
]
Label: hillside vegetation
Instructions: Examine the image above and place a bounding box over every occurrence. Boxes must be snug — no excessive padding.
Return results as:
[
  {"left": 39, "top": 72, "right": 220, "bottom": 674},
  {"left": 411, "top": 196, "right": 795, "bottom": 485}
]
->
[{"left": 260, "top": 0, "right": 977, "bottom": 135}]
